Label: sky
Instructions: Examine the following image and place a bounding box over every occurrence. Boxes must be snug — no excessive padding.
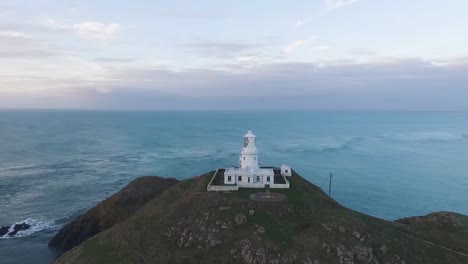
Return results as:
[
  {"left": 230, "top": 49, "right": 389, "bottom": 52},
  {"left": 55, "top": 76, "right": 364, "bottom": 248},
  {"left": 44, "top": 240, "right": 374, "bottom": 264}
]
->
[{"left": 1, "top": 0, "right": 468, "bottom": 110}]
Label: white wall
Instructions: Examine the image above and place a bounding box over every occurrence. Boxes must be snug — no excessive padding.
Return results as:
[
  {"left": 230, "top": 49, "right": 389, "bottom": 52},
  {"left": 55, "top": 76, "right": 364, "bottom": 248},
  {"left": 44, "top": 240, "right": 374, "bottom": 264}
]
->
[{"left": 207, "top": 185, "right": 239, "bottom": 191}]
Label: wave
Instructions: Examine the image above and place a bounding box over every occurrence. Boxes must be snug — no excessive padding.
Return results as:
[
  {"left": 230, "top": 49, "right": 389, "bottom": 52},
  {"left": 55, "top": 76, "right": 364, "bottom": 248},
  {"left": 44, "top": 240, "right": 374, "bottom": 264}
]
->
[
  {"left": 0, "top": 217, "right": 56, "bottom": 239},
  {"left": 268, "top": 136, "right": 363, "bottom": 154},
  {"left": 387, "top": 131, "right": 468, "bottom": 142}
]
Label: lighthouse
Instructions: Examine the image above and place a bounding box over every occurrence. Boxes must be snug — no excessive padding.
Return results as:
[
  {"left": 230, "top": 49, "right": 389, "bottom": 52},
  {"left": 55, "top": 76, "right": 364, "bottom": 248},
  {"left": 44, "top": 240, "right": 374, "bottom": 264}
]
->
[
  {"left": 214, "top": 129, "right": 291, "bottom": 190},
  {"left": 240, "top": 130, "right": 259, "bottom": 171}
]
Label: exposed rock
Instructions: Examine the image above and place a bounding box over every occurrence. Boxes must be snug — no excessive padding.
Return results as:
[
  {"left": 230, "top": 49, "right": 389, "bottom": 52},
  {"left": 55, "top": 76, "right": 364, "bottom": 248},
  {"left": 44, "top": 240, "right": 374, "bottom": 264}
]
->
[
  {"left": 353, "top": 246, "right": 378, "bottom": 263},
  {"left": 380, "top": 244, "right": 388, "bottom": 255},
  {"left": 255, "top": 248, "right": 266, "bottom": 264},
  {"left": 239, "top": 239, "right": 253, "bottom": 263},
  {"left": 396, "top": 211, "right": 465, "bottom": 228},
  {"left": 335, "top": 244, "right": 379, "bottom": 264},
  {"left": 235, "top": 213, "right": 247, "bottom": 225},
  {"left": 257, "top": 226, "right": 265, "bottom": 233},
  {"left": 352, "top": 231, "right": 361, "bottom": 239},
  {"left": 0, "top": 226, "right": 9, "bottom": 237},
  {"left": 0, "top": 223, "right": 32, "bottom": 237},
  {"left": 8, "top": 223, "right": 31, "bottom": 236},
  {"left": 322, "top": 223, "right": 333, "bottom": 232},
  {"left": 339, "top": 226, "right": 346, "bottom": 233},
  {"left": 49, "top": 176, "right": 178, "bottom": 252}
]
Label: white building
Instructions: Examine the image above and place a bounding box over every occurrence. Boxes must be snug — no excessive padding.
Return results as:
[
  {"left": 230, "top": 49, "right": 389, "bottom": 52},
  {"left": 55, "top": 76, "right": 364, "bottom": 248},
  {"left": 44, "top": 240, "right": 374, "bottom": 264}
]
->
[{"left": 207, "top": 130, "right": 291, "bottom": 191}]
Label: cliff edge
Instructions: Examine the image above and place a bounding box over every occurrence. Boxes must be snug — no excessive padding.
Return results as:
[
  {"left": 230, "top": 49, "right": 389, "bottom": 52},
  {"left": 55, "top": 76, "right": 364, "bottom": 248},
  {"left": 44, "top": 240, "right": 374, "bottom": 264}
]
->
[{"left": 49, "top": 176, "right": 178, "bottom": 252}]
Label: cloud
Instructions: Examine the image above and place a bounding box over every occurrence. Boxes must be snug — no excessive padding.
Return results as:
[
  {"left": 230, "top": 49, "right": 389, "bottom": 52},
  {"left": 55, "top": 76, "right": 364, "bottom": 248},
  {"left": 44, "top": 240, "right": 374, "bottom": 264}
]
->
[
  {"left": 43, "top": 19, "right": 121, "bottom": 41},
  {"left": 325, "top": 0, "right": 362, "bottom": 10},
  {"left": 4, "top": 56, "right": 468, "bottom": 110},
  {"left": 349, "top": 48, "right": 376, "bottom": 56},
  {"left": 294, "top": 20, "right": 305, "bottom": 27},
  {"left": 95, "top": 58, "right": 135, "bottom": 63},
  {"left": 431, "top": 55, "right": 468, "bottom": 66},
  {"left": 0, "top": 49, "right": 57, "bottom": 59},
  {"left": 73, "top": 21, "right": 120, "bottom": 41},
  {"left": 284, "top": 40, "right": 306, "bottom": 53},
  {"left": 0, "top": 30, "right": 29, "bottom": 38},
  {"left": 311, "top": 45, "right": 330, "bottom": 52},
  {"left": 0, "top": 29, "right": 60, "bottom": 59},
  {"left": 186, "top": 41, "right": 259, "bottom": 58}
]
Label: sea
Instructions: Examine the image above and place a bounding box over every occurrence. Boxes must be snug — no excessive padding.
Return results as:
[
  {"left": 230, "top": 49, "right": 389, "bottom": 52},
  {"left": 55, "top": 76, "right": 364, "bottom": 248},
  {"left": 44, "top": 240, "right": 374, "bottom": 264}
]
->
[{"left": 0, "top": 110, "right": 467, "bottom": 263}]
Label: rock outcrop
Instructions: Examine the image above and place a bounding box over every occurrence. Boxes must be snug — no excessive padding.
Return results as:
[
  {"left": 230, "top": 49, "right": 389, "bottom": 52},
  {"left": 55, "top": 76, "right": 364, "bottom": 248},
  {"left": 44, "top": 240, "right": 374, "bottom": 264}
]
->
[
  {"left": 396, "top": 211, "right": 465, "bottom": 228},
  {"left": 48, "top": 176, "right": 178, "bottom": 252},
  {"left": 0, "top": 223, "right": 31, "bottom": 237},
  {"left": 395, "top": 211, "right": 468, "bottom": 255},
  {"left": 0, "top": 226, "right": 9, "bottom": 237}
]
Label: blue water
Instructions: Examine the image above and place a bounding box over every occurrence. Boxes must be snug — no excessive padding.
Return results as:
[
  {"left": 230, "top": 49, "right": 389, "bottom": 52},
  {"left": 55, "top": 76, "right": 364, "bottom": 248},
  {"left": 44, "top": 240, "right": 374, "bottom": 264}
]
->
[{"left": 0, "top": 110, "right": 467, "bottom": 263}]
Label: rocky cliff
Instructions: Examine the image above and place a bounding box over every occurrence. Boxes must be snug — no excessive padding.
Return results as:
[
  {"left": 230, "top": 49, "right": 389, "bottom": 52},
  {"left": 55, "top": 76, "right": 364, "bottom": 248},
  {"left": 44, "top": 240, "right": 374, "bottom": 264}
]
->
[
  {"left": 49, "top": 176, "right": 178, "bottom": 252},
  {"left": 51, "top": 171, "right": 468, "bottom": 264}
]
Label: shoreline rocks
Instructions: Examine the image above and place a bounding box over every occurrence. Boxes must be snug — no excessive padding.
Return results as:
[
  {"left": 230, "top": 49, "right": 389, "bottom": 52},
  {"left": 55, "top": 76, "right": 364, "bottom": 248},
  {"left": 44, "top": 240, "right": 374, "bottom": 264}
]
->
[
  {"left": 0, "top": 223, "right": 31, "bottom": 237},
  {"left": 0, "top": 226, "right": 9, "bottom": 237}
]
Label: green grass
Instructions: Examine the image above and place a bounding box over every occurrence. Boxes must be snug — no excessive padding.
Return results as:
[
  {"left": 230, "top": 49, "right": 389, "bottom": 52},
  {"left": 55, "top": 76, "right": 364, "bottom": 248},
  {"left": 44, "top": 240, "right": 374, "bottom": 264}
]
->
[
  {"left": 178, "top": 178, "right": 196, "bottom": 190},
  {"left": 82, "top": 239, "right": 121, "bottom": 264},
  {"left": 248, "top": 211, "right": 297, "bottom": 244}
]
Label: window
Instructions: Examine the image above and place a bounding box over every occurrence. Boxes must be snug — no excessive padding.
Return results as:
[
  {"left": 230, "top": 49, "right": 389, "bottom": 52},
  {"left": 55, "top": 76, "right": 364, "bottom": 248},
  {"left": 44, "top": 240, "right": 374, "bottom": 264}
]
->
[
  {"left": 256, "top": 176, "right": 260, "bottom": 182},
  {"left": 243, "top": 157, "right": 245, "bottom": 160},
  {"left": 228, "top": 176, "right": 232, "bottom": 182},
  {"left": 267, "top": 176, "right": 271, "bottom": 182},
  {"left": 238, "top": 175, "right": 242, "bottom": 181},
  {"left": 285, "top": 169, "right": 289, "bottom": 173},
  {"left": 254, "top": 157, "right": 256, "bottom": 160}
]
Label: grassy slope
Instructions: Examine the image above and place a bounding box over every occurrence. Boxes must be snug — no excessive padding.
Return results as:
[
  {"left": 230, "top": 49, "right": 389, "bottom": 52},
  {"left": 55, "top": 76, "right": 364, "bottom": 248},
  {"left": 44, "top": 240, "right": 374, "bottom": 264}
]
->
[
  {"left": 48, "top": 176, "right": 179, "bottom": 252},
  {"left": 395, "top": 212, "right": 468, "bottom": 254},
  {"left": 55, "top": 171, "right": 468, "bottom": 264}
]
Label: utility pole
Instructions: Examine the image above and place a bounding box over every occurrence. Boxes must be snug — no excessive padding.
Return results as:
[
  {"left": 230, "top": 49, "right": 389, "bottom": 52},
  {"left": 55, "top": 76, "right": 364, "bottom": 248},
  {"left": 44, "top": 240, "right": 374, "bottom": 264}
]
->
[{"left": 328, "top": 173, "right": 333, "bottom": 197}]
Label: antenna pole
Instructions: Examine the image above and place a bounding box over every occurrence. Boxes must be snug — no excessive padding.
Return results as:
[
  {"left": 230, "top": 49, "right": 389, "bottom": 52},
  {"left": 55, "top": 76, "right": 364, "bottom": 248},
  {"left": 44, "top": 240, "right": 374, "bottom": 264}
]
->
[{"left": 328, "top": 173, "right": 332, "bottom": 197}]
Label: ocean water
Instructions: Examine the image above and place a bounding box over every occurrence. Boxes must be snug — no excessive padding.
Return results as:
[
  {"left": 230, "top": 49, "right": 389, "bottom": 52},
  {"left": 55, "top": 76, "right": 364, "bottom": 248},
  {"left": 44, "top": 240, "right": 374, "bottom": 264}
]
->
[{"left": 0, "top": 110, "right": 467, "bottom": 263}]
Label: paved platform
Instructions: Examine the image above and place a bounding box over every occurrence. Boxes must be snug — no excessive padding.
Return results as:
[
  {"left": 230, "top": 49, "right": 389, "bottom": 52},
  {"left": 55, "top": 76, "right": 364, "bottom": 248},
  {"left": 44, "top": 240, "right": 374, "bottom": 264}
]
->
[{"left": 249, "top": 192, "right": 287, "bottom": 202}]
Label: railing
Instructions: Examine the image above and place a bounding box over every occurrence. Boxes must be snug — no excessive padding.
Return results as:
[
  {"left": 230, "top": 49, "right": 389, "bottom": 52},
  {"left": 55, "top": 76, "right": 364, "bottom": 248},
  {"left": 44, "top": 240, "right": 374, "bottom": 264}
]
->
[{"left": 206, "top": 168, "right": 290, "bottom": 191}]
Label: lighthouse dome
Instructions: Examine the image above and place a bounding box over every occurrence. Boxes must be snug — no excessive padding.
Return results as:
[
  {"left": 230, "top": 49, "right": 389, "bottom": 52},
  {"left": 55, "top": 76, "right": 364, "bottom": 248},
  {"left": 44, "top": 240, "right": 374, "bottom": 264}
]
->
[{"left": 244, "top": 130, "right": 256, "bottom": 138}]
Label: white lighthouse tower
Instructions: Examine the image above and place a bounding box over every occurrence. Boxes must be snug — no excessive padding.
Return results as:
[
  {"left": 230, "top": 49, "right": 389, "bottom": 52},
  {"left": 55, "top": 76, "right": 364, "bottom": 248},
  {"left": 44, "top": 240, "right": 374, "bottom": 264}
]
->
[
  {"left": 240, "top": 130, "right": 259, "bottom": 171},
  {"left": 211, "top": 129, "right": 291, "bottom": 191}
]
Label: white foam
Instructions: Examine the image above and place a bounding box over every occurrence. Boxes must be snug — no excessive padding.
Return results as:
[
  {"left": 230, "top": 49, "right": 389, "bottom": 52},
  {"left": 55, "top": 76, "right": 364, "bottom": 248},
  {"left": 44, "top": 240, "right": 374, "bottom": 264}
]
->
[
  {"left": 390, "top": 131, "right": 468, "bottom": 142},
  {"left": 0, "top": 217, "right": 56, "bottom": 239}
]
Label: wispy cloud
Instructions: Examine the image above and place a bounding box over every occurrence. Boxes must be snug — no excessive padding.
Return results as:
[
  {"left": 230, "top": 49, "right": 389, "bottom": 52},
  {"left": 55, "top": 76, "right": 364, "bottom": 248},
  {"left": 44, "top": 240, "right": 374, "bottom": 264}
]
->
[
  {"left": 3, "top": 58, "right": 468, "bottom": 110},
  {"left": 0, "top": 29, "right": 60, "bottom": 59},
  {"left": 284, "top": 40, "right": 307, "bottom": 53},
  {"left": 95, "top": 58, "right": 135, "bottom": 63},
  {"left": 324, "top": 0, "right": 362, "bottom": 10},
  {"left": 0, "top": 30, "right": 30, "bottom": 38},
  {"left": 186, "top": 41, "right": 259, "bottom": 59},
  {"left": 43, "top": 19, "right": 121, "bottom": 41},
  {"left": 74, "top": 21, "right": 120, "bottom": 41},
  {"left": 294, "top": 19, "right": 305, "bottom": 27},
  {"left": 311, "top": 45, "right": 330, "bottom": 52}
]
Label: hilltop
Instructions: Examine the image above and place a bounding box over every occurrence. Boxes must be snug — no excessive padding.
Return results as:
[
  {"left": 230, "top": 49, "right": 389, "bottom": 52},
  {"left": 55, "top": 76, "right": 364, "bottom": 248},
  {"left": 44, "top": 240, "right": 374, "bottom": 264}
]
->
[{"left": 51, "top": 170, "right": 468, "bottom": 264}]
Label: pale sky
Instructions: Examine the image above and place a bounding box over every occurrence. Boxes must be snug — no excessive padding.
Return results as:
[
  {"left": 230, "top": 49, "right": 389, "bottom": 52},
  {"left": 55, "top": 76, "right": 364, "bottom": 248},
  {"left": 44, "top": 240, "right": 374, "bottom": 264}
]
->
[{"left": 1, "top": 0, "right": 468, "bottom": 110}]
